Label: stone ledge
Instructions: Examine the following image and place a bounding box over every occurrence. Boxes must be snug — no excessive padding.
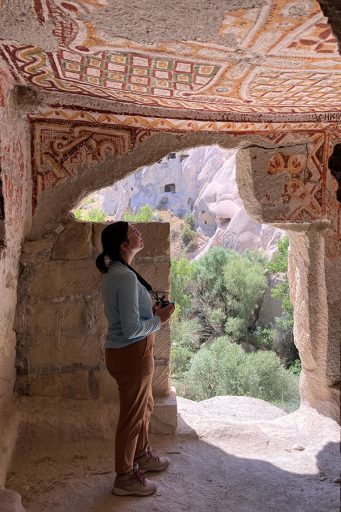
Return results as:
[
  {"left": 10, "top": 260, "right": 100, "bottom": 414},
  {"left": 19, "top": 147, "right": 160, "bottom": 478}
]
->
[
  {"left": 0, "top": 489, "right": 25, "bottom": 512},
  {"left": 15, "top": 394, "right": 177, "bottom": 443},
  {"left": 150, "top": 392, "right": 177, "bottom": 434}
]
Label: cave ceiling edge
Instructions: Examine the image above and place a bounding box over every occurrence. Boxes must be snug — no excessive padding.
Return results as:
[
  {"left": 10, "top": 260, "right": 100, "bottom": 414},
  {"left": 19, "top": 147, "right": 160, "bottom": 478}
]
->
[{"left": 16, "top": 86, "right": 341, "bottom": 128}]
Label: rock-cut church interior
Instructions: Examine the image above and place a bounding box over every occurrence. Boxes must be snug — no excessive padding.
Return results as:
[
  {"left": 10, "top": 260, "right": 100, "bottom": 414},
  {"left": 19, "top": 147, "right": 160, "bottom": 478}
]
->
[{"left": 0, "top": 1, "right": 340, "bottom": 511}]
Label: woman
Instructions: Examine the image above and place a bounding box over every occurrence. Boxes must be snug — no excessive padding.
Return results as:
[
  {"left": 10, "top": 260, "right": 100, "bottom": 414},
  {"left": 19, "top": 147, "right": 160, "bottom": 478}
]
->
[{"left": 96, "top": 221, "right": 175, "bottom": 496}]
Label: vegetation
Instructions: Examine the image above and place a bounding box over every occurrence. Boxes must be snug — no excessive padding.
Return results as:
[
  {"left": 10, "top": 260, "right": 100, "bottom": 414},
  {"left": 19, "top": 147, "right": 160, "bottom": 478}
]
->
[
  {"left": 181, "top": 247, "right": 267, "bottom": 342},
  {"left": 74, "top": 207, "right": 106, "bottom": 222},
  {"left": 170, "top": 238, "right": 300, "bottom": 411},
  {"left": 267, "top": 236, "right": 297, "bottom": 367},
  {"left": 177, "top": 337, "right": 299, "bottom": 411},
  {"left": 123, "top": 205, "right": 154, "bottom": 222},
  {"left": 170, "top": 258, "right": 196, "bottom": 317},
  {"left": 180, "top": 214, "right": 198, "bottom": 251}
]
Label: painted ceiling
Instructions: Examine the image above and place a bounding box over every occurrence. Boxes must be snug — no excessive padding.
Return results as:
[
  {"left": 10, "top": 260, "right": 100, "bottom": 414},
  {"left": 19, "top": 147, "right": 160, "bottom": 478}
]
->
[{"left": 0, "top": 0, "right": 340, "bottom": 121}]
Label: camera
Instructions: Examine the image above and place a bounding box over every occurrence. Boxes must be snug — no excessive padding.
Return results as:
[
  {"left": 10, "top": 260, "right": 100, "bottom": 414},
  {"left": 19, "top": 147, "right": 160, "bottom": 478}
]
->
[{"left": 156, "top": 294, "right": 175, "bottom": 309}]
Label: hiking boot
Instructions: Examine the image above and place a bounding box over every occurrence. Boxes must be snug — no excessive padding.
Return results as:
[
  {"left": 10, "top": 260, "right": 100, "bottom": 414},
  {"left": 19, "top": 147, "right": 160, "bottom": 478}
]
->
[
  {"left": 112, "top": 464, "right": 157, "bottom": 496},
  {"left": 135, "top": 446, "right": 170, "bottom": 473}
]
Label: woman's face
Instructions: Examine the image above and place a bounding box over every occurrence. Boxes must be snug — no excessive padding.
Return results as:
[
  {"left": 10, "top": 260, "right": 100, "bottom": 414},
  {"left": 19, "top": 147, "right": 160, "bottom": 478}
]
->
[{"left": 127, "top": 224, "right": 144, "bottom": 252}]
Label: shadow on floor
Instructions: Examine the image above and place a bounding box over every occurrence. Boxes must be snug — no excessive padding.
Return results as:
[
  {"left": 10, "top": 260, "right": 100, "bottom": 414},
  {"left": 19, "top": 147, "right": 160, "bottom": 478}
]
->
[{"left": 6, "top": 424, "right": 340, "bottom": 512}]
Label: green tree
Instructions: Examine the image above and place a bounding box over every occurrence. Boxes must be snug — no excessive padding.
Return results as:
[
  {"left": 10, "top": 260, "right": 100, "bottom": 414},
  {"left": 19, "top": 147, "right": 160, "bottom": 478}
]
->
[
  {"left": 170, "top": 309, "right": 202, "bottom": 377},
  {"left": 170, "top": 257, "right": 196, "bottom": 318},
  {"left": 192, "top": 247, "right": 267, "bottom": 343},
  {"left": 268, "top": 236, "right": 298, "bottom": 367},
  {"left": 223, "top": 254, "right": 267, "bottom": 346},
  {"left": 267, "top": 236, "right": 289, "bottom": 273},
  {"left": 123, "top": 205, "right": 154, "bottom": 222}
]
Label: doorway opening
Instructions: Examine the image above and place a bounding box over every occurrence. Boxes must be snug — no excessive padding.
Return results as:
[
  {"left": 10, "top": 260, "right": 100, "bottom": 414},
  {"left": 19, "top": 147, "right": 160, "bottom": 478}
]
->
[{"left": 73, "top": 145, "right": 300, "bottom": 414}]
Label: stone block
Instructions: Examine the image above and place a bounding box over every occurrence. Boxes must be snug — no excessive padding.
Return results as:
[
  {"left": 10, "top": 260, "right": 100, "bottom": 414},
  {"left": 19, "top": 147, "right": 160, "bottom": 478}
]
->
[
  {"left": 133, "top": 259, "right": 170, "bottom": 294},
  {"left": 92, "top": 222, "right": 108, "bottom": 254},
  {"left": 52, "top": 222, "right": 92, "bottom": 260},
  {"left": 0, "top": 405, "right": 20, "bottom": 486},
  {"left": 153, "top": 323, "right": 171, "bottom": 359},
  {"left": 27, "top": 334, "right": 103, "bottom": 368},
  {"left": 28, "top": 369, "right": 102, "bottom": 400},
  {"left": 27, "top": 299, "right": 87, "bottom": 336},
  {"left": 28, "top": 260, "right": 100, "bottom": 299},
  {"left": 21, "top": 237, "right": 56, "bottom": 265},
  {"left": 26, "top": 295, "right": 107, "bottom": 339},
  {"left": 0, "top": 489, "right": 25, "bottom": 512},
  {"left": 152, "top": 364, "right": 171, "bottom": 396},
  {"left": 0, "top": 331, "right": 17, "bottom": 402},
  {"left": 135, "top": 222, "right": 170, "bottom": 257},
  {"left": 150, "top": 392, "right": 177, "bottom": 434}
]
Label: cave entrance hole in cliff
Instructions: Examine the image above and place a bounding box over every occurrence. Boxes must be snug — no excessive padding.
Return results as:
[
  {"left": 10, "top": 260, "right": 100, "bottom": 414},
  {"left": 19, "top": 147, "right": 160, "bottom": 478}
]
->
[{"left": 71, "top": 145, "right": 300, "bottom": 415}]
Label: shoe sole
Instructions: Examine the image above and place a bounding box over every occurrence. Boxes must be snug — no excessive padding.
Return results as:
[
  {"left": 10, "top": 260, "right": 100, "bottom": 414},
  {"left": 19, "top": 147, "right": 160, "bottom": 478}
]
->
[
  {"left": 139, "top": 462, "right": 169, "bottom": 473},
  {"left": 112, "top": 487, "right": 156, "bottom": 497}
]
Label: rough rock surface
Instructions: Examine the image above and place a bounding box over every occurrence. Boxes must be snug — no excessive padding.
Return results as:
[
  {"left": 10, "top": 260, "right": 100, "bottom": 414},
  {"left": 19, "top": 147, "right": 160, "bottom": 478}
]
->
[{"left": 0, "top": 489, "right": 25, "bottom": 512}]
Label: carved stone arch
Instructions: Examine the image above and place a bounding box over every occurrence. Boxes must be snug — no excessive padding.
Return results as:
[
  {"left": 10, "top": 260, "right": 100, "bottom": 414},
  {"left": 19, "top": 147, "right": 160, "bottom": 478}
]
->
[
  {"left": 29, "top": 125, "right": 305, "bottom": 239},
  {"left": 24, "top": 116, "right": 341, "bottom": 420}
]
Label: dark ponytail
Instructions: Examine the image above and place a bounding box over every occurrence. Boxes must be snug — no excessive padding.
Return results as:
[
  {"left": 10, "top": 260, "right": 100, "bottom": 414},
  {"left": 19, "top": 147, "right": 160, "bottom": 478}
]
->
[
  {"left": 95, "top": 252, "right": 108, "bottom": 274},
  {"left": 95, "top": 221, "right": 129, "bottom": 274}
]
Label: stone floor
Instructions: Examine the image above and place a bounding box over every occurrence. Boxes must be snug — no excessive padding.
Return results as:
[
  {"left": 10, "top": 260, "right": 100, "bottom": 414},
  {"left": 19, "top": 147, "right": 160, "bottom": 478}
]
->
[{"left": 4, "top": 397, "right": 340, "bottom": 512}]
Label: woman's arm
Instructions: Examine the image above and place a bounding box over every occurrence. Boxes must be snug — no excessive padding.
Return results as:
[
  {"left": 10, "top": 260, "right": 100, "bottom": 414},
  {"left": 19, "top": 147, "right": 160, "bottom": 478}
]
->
[{"left": 118, "top": 272, "right": 161, "bottom": 339}]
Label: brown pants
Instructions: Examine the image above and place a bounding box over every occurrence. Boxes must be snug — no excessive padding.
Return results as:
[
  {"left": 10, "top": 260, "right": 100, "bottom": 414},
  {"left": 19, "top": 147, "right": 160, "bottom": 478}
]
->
[{"left": 105, "top": 334, "right": 154, "bottom": 475}]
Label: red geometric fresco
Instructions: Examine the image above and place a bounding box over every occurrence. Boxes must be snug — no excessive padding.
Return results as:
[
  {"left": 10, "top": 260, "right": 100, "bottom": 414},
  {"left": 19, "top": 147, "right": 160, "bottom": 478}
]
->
[{"left": 0, "top": 0, "right": 340, "bottom": 120}]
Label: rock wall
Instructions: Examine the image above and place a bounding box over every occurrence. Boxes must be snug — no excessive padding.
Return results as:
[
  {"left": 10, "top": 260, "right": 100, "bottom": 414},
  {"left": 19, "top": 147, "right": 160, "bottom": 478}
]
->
[
  {"left": 0, "top": 62, "right": 31, "bottom": 487},
  {"left": 289, "top": 227, "right": 341, "bottom": 420},
  {"left": 15, "top": 220, "right": 171, "bottom": 405},
  {"left": 236, "top": 142, "right": 341, "bottom": 421}
]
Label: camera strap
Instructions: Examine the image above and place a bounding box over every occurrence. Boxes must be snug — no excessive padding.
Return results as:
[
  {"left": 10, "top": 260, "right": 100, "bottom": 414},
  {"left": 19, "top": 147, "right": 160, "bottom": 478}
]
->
[{"left": 123, "top": 261, "right": 157, "bottom": 297}]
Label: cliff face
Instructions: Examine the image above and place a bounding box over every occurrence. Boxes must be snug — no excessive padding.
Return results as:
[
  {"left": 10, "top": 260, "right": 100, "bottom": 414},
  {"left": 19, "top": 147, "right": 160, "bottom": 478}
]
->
[{"left": 100, "top": 146, "right": 284, "bottom": 257}]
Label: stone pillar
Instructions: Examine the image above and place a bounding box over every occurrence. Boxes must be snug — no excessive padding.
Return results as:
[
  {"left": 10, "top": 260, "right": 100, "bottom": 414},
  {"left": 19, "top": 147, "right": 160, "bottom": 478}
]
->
[
  {"left": 237, "top": 139, "right": 340, "bottom": 421},
  {"left": 288, "top": 226, "right": 340, "bottom": 420},
  {"left": 0, "top": 66, "right": 31, "bottom": 488}
]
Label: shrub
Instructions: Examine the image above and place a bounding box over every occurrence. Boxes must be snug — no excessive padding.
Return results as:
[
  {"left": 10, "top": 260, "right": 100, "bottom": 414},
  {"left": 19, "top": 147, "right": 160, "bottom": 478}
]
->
[
  {"left": 170, "top": 314, "right": 202, "bottom": 377},
  {"left": 171, "top": 314, "right": 202, "bottom": 352},
  {"left": 272, "top": 311, "right": 297, "bottom": 366},
  {"left": 186, "top": 239, "right": 198, "bottom": 253},
  {"left": 288, "top": 359, "right": 301, "bottom": 375},
  {"left": 180, "top": 224, "right": 197, "bottom": 247},
  {"left": 74, "top": 208, "right": 106, "bottom": 222},
  {"left": 171, "top": 345, "right": 194, "bottom": 377},
  {"left": 238, "top": 350, "right": 298, "bottom": 405},
  {"left": 268, "top": 236, "right": 298, "bottom": 366},
  {"left": 204, "top": 306, "right": 226, "bottom": 336},
  {"left": 183, "top": 213, "right": 196, "bottom": 230},
  {"left": 178, "top": 337, "right": 299, "bottom": 409},
  {"left": 267, "top": 236, "right": 289, "bottom": 274},
  {"left": 251, "top": 325, "right": 274, "bottom": 350},
  {"left": 123, "top": 205, "right": 154, "bottom": 222},
  {"left": 192, "top": 247, "right": 267, "bottom": 342}
]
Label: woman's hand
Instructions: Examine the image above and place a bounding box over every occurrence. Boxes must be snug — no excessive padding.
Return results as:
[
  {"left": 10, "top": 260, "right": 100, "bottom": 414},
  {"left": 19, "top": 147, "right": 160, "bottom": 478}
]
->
[{"left": 154, "top": 302, "right": 175, "bottom": 324}]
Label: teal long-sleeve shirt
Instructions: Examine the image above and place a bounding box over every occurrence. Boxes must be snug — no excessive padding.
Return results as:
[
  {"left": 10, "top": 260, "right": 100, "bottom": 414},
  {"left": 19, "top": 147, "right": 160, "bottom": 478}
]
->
[{"left": 101, "top": 261, "right": 161, "bottom": 348}]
